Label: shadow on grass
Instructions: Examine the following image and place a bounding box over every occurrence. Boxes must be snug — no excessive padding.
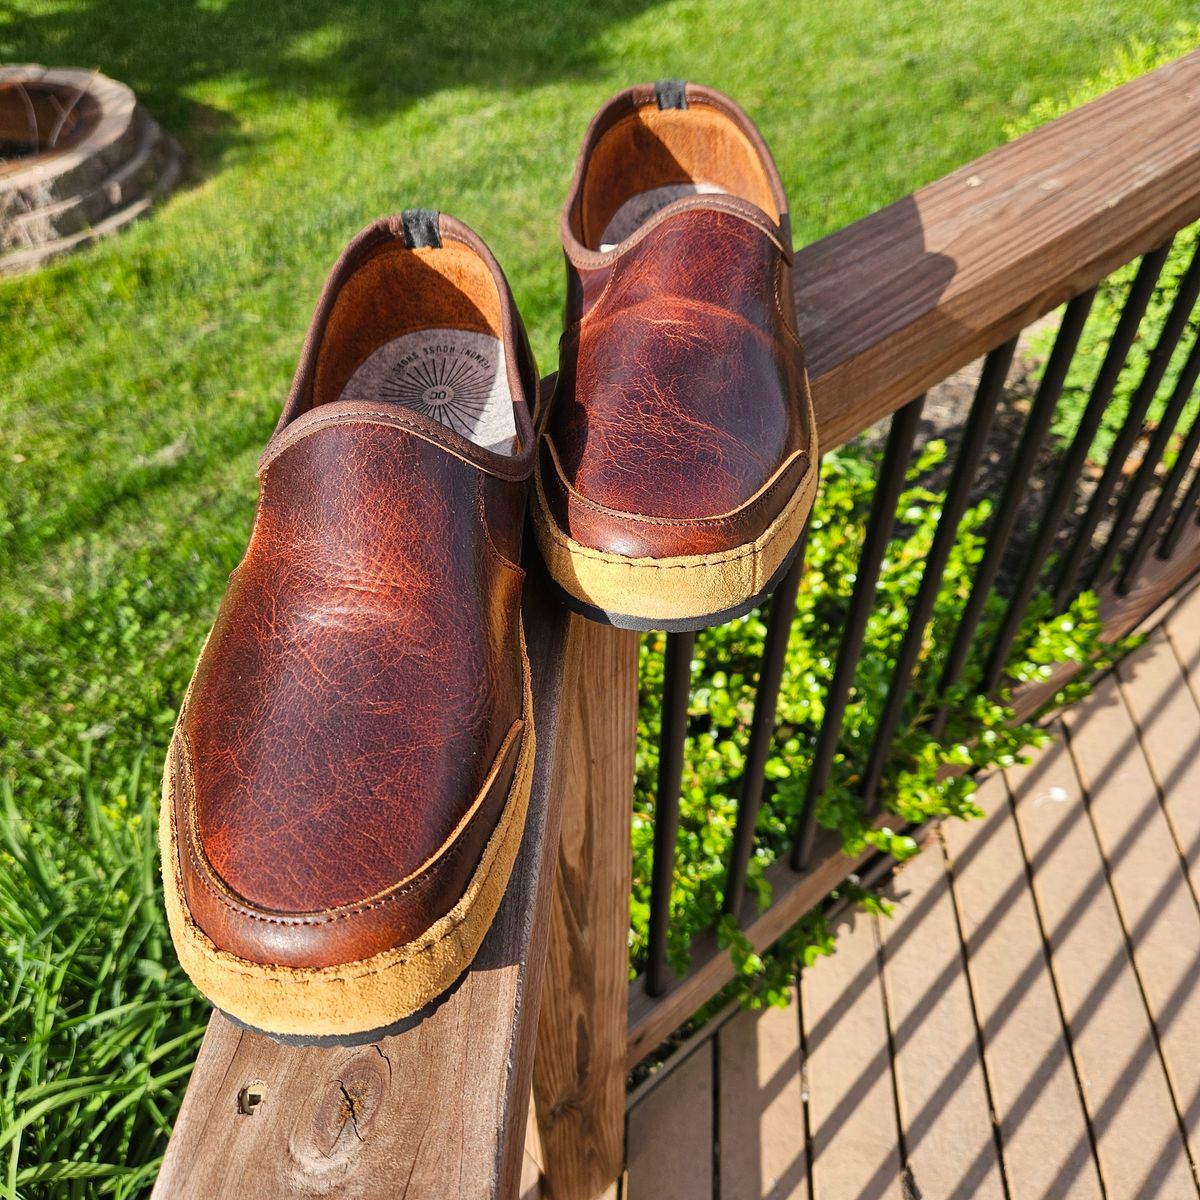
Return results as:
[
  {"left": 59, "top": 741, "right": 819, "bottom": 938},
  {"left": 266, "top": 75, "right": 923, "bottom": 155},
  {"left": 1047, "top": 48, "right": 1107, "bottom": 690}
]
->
[{"left": 2, "top": 0, "right": 666, "bottom": 169}]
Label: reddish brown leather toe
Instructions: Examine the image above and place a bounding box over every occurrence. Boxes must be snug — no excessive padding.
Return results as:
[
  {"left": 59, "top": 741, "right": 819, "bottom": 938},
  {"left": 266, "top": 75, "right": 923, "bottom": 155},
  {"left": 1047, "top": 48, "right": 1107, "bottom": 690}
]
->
[
  {"left": 161, "top": 212, "right": 540, "bottom": 1038},
  {"left": 531, "top": 81, "right": 818, "bottom": 632}
]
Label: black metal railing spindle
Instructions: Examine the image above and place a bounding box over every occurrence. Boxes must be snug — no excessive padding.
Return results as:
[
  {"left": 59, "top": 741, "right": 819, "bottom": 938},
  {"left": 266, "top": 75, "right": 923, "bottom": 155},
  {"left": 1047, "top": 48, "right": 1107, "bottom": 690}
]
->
[
  {"left": 722, "top": 538, "right": 808, "bottom": 916},
  {"left": 646, "top": 630, "right": 696, "bottom": 997},
  {"left": 1119, "top": 402, "right": 1200, "bottom": 589},
  {"left": 859, "top": 339, "right": 1016, "bottom": 811},
  {"left": 929, "top": 290, "right": 1097, "bottom": 738},
  {"left": 1158, "top": 461, "right": 1200, "bottom": 560},
  {"left": 1053, "top": 242, "right": 1200, "bottom": 605},
  {"left": 788, "top": 396, "right": 926, "bottom": 871},
  {"left": 1091, "top": 333, "right": 1200, "bottom": 585},
  {"left": 981, "top": 242, "right": 1174, "bottom": 691}
]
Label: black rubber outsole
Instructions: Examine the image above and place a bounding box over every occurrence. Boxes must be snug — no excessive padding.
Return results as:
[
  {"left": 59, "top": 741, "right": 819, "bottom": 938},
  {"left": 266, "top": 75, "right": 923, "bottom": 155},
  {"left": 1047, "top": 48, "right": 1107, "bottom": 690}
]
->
[{"left": 549, "top": 529, "right": 807, "bottom": 633}]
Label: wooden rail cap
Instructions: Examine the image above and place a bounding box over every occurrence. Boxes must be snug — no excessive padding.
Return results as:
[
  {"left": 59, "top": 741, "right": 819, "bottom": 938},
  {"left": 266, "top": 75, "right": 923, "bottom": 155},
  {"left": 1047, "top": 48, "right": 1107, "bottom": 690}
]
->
[
  {"left": 152, "top": 572, "right": 577, "bottom": 1199},
  {"left": 801, "top": 48, "right": 1200, "bottom": 452}
]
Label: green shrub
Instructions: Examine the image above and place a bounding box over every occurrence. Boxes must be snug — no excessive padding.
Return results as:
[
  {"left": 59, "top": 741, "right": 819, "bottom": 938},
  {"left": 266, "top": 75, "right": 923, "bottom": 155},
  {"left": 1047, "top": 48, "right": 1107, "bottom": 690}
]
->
[
  {"left": 0, "top": 498, "right": 246, "bottom": 1198},
  {"left": 0, "top": 758, "right": 205, "bottom": 1198},
  {"left": 630, "top": 437, "right": 1123, "bottom": 1011}
]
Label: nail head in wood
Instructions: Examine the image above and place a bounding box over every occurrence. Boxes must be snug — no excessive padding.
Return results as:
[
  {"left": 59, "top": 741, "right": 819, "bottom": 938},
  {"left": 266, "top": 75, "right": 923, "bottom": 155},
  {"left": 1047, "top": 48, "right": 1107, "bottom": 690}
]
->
[{"left": 237, "top": 1081, "right": 267, "bottom": 1115}]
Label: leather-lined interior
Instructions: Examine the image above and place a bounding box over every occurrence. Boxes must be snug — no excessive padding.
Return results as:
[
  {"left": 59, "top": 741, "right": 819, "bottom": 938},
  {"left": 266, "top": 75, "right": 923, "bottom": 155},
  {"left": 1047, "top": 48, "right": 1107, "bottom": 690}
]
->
[
  {"left": 578, "top": 104, "right": 780, "bottom": 248},
  {"left": 310, "top": 241, "right": 516, "bottom": 452},
  {"left": 313, "top": 242, "right": 503, "bottom": 405}
]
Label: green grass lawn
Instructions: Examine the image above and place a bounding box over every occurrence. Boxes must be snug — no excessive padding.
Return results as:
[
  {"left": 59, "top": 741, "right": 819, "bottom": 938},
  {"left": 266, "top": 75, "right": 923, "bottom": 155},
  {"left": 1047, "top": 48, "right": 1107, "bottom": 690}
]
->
[{"left": 3, "top": 1, "right": 1198, "bottom": 1192}]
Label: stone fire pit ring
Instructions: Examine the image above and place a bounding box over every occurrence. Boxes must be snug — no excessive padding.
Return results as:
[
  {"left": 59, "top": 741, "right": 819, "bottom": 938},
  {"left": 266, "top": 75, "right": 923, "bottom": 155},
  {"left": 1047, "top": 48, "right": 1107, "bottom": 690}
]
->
[{"left": 1, "top": 65, "right": 181, "bottom": 275}]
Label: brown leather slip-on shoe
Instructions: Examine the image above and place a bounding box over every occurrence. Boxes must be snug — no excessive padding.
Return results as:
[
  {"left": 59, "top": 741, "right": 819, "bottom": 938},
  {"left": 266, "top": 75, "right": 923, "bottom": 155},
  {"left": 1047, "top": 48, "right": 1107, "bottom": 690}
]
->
[
  {"left": 160, "top": 211, "right": 540, "bottom": 1040},
  {"left": 531, "top": 80, "right": 818, "bottom": 632}
]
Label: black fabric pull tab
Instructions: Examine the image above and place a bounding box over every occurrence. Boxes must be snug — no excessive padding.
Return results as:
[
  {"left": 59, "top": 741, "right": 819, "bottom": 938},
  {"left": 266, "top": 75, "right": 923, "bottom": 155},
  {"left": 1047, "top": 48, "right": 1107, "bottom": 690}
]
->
[
  {"left": 655, "top": 79, "right": 688, "bottom": 110},
  {"left": 401, "top": 209, "right": 441, "bottom": 249}
]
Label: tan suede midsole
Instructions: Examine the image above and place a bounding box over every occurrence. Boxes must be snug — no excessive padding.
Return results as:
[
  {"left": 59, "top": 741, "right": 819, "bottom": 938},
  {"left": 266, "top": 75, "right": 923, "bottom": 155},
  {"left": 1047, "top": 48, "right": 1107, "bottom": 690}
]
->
[
  {"left": 531, "top": 459, "right": 818, "bottom": 622},
  {"left": 160, "top": 630, "right": 535, "bottom": 1038}
]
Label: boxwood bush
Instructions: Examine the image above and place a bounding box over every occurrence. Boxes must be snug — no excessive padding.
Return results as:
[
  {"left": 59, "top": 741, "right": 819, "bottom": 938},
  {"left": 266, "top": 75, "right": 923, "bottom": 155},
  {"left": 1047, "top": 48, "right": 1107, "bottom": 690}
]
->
[{"left": 629, "top": 440, "right": 1119, "bottom": 1010}]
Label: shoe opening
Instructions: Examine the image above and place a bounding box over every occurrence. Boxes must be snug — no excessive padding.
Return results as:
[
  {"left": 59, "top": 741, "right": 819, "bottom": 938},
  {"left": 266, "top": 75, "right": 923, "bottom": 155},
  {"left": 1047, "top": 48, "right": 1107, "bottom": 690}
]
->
[
  {"left": 576, "top": 91, "right": 783, "bottom": 251},
  {"left": 310, "top": 237, "right": 517, "bottom": 454}
]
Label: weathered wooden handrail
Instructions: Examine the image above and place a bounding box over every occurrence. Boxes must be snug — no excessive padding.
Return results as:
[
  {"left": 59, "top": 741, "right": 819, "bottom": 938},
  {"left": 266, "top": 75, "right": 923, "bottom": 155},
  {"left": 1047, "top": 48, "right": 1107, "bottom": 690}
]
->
[{"left": 800, "top": 47, "right": 1200, "bottom": 451}]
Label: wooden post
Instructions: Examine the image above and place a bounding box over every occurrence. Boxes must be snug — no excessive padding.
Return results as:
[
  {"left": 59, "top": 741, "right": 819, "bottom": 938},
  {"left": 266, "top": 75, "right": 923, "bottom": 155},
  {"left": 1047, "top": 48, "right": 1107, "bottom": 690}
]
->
[{"left": 533, "top": 617, "right": 640, "bottom": 1200}]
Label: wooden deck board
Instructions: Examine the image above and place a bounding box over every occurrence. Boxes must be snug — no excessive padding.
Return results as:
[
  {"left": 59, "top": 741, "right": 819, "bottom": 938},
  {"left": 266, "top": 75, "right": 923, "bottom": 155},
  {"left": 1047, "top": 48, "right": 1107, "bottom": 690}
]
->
[
  {"left": 940, "top": 768, "right": 1099, "bottom": 1200},
  {"left": 798, "top": 910, "right": 900, "bottom": 1200},
  {"left": 716, "top": 991, "right": 807, "bottom": 1200},
  {"left": 626, "top": 1046, "right": 714, "bottom": 1200},
  {"left": 1006, "top": 730, "right": 1197, "bottom": 1198},
  {"left": 1163, "top": 574, "right": 1200, "bottom": 696},
  {"left": 521, "top": 1098, "right": 544, "bottom": 1200},
  {"left": 878, "top": 835, "right": 1006, "bottom": 1200},
  {"left": 520, "top": 1148, "right": 542, "bottom": 1199},
  {"left": 1119, "top": 627, "right": 1200, "bottom": 900},
  {"left": 942, "top": 772, "right": 1103, "bottom": 1200},
  {"left": 1063, "top": 670, "right": 1200, "bottom": 1178}
]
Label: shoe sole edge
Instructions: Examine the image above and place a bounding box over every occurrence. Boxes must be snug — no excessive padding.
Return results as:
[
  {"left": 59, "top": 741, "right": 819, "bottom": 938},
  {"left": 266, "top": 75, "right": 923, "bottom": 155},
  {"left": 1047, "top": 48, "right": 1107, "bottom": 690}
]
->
[{"left": 530, "top": 452, "right": 818, "bottom": 632}]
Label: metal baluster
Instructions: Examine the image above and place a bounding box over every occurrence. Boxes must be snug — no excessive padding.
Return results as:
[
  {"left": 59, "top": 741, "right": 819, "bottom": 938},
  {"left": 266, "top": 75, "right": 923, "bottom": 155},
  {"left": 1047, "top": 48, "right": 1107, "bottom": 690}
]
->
[
  {"left": 1158, "top": 461, "right": 1200, "bottom": 561},
  {"left": 860, "top": 339, "right": 1016, "bottom": 810},
  {"left": 981, "top": 243, "right": 1174, "bottom": 692},
  {"left": 646, "top": 630, "right": 696, "bottom": 997},
  {"left": 1093, "top": 334, "right": 1200, "bottom": 587},
  {"left": 1053, "top": 241, "right": 1200, "bottom": 606},
  {"left": 930, "top": 290, "right": 1097, "bottom": 738},
  {"left": 1119, "top": 402, "right": 1200, "bottom": 590},
  {"left": 722, "top": 535, "right": 808, "bottom": 916},
  {"left": 789, "top": 397, "right": 925, "bottom": 871}
]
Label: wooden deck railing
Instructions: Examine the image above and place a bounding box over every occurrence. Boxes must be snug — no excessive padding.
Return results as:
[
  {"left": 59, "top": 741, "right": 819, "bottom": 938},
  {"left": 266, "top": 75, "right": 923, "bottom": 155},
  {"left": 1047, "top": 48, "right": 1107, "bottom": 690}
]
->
[{"left": 154, "top": 49, "right": 1200, "bottom": 1200}]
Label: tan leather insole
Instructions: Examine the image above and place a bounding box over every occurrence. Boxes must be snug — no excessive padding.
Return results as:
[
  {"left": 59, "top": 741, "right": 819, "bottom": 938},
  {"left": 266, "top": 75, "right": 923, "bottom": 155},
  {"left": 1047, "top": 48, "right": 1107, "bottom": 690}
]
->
[
  {"left": 339, "top": 328, "right": 515, "bottom": 453},
  {"left": 312, "top": 243, "right": 501, "bottom": 406},
  {"left": 599, "top": 181, "right": 725, "bottom": 249}
]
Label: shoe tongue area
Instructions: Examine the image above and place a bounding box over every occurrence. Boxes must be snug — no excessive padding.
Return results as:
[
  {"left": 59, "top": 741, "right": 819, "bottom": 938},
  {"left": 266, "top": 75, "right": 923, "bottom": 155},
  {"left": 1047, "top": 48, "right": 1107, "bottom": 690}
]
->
[
  {"left": 335, "top": 326, "right": 517, "bottom": 454},
  {"left": 264, "top": 319, "right": 527, "bottom": 475},
  {"left": 260, "top": 395, "right": 506, "bottom": 478}
]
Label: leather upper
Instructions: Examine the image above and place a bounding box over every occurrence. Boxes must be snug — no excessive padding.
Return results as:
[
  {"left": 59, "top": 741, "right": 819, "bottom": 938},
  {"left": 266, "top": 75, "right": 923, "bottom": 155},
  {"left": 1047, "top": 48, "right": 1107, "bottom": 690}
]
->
[
  {"left": 170, "top": 215, "right": 537, "bottom": 969},
  {"left": 539, "top": 83, "right": 813, "bottom": 559}
]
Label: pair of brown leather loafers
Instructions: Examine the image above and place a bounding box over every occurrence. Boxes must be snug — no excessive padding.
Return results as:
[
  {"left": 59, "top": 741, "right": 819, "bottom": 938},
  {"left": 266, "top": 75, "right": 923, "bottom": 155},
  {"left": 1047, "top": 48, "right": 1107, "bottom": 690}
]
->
[{"left": 162, "top": 82, "right": 817, "bottom": 1039}]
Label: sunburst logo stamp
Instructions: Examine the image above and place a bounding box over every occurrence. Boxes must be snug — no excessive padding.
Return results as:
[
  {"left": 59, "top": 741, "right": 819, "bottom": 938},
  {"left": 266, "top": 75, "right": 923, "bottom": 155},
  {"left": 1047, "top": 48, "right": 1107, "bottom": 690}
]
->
[
  {"left": 339, "top": 329, "right": 516, "bottom": 452},
  {"left": 380, "top": 347, "right": 494, "bottom": 437}
]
